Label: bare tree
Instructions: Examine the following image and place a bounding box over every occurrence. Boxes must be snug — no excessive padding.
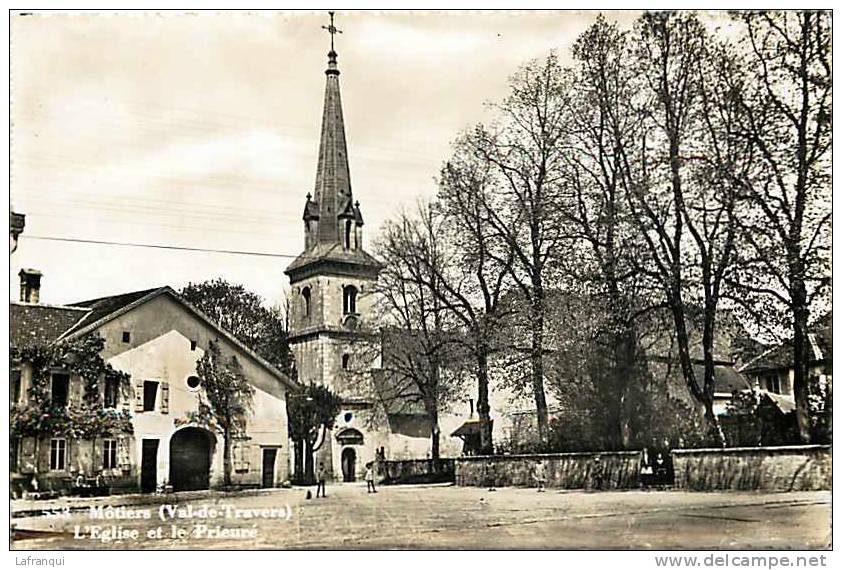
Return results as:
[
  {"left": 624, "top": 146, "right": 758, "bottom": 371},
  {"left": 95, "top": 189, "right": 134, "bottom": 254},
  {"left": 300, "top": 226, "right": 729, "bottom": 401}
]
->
[
  {"left": 618, "top": 12, "right": 750, "bottom": 443},
  {"left": 455, "top": 53, "right": 574, "bottom": 443},
  {"left": 727, "top": 11, "right": 832, "bottom": 443},
  {"left": 369, "top": 206, "right": 468, "bottom": 461},
  {"left": 562, "top": 15, "right": 652, "bottom": 449}
]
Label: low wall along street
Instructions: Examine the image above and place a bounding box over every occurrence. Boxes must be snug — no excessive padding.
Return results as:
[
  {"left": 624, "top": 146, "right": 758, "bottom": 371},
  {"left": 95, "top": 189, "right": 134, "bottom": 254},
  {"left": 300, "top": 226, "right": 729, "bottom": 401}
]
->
[
  {"left": 672, "top": 444, "right": 832, "bottom": 491},
  {"left": 455, "top": 451, "right": 643, "bottom": 489},
  {"left": 379, "top": 458, "right": 456, "bottom": 484}
]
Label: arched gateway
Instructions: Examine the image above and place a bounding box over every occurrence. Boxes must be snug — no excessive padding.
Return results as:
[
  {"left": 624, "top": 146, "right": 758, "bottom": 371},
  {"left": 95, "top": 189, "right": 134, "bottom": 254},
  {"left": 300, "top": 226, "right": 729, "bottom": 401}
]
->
[{"left": 169, "top": 427, "right": 215, "bottom": 491}]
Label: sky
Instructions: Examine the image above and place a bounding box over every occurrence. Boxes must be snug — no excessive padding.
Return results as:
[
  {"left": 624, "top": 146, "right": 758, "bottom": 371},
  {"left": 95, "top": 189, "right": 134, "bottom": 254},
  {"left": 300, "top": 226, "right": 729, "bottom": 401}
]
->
[{"left": 9, "top": 10, "right": 650, "bottom": 307}]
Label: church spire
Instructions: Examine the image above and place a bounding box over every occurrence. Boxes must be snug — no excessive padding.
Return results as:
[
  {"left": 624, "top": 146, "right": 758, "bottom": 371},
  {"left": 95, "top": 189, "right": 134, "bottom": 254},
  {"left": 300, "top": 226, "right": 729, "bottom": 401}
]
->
[{"left": 308, "top": 10, "right": 358, "bottom": 246}]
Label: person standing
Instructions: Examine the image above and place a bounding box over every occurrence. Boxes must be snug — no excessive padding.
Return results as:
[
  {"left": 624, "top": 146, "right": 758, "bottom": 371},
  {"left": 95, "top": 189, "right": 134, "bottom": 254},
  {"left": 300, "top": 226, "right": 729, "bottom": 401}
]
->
[
  {"left": 365, "top": 462, "right": 377, "bottom": 494},
  {"left": 591, "top": 455, "right": 605, "bottom": 491},
  {"left": 316, "top": 463, "right": 327, "bottom": 498},
  {"left": 533, "top": 460, "right": 547, "bottom": 492}
]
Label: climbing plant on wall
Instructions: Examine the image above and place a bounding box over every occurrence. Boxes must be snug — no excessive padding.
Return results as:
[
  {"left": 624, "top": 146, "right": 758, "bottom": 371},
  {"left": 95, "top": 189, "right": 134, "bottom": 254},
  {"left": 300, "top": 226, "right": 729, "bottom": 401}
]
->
[{"left": 10, "top": 334, "right": 133, "bottom": 439}]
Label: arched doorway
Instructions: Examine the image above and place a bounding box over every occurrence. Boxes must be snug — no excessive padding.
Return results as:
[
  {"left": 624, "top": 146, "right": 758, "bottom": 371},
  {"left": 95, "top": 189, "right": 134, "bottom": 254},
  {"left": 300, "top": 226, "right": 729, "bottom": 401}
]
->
[
  {"left": 341, "top": 447, "right": 357, "bottom": 482},
  {"left": 169, "top": 427, "right": 214, "bottom": 491}
]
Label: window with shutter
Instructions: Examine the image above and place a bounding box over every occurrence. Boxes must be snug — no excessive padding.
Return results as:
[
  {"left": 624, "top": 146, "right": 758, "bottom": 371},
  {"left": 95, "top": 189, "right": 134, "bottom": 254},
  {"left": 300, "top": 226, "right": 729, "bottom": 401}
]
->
[
  {"left": 10, "top": 369, "right": 22, "bottom": 404},
  {"left": 104, "top": 377, "right": 120, "bottom": 409},
  {"left": 102, "top": 439, "right": 118, "bottom": 469},
  {"left": 51, "top": 373, "right": 70, "bottom": 408},
  {"left": 143, "top": 381, "right": 159, "bottom": 412},
  {"left": 50, "top": 438, "right": 67, "bottom": 471}
]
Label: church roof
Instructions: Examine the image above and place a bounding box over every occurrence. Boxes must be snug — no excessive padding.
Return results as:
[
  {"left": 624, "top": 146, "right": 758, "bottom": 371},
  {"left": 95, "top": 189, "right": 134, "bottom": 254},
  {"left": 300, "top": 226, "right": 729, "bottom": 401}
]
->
[
  {"left": 312, "top": 46, "right": 353, "bottom": 244},
  {"left": 285, "top": 241, "right": 383, "bottom": 277}
]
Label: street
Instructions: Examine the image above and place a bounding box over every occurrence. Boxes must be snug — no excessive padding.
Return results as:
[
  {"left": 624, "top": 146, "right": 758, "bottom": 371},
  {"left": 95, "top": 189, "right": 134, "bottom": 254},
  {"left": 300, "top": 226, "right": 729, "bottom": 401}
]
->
[{"left": 11, "top": 484, "right": 831, "bottom": 550}]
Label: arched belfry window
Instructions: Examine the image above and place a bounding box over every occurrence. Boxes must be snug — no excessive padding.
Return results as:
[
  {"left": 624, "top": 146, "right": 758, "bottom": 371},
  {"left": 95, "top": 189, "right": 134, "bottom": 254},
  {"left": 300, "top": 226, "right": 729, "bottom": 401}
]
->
[
  {"left": 302, "top": 286, "right": 311, "bottom": 318},
  {"left": 342, "top": 353, "right": 351, "bottom": 370},
  {"left": 343, "top": 285, "right": 358, "bottom": 315},
  {"left": 344, "top": 220, "right": 353, "bottom": 250}
]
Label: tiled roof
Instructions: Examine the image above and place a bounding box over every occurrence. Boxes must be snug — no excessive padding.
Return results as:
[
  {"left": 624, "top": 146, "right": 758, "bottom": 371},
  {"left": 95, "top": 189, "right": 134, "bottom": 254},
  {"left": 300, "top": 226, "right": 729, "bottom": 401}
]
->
[
  {"left": 60, "top": 288, "right": 162, "bottom": 339},
  {"left": 16, "top": 286, "right": 298, "bottom": 391},
  {"left": 741, "top": 312, "right": 832, "bottom": 374},
  {"left": 9, "top": 303, "right": 89, "bottom": 348},
  {"left": 703, "top": 363, "right": 752, "bottom": 394}
]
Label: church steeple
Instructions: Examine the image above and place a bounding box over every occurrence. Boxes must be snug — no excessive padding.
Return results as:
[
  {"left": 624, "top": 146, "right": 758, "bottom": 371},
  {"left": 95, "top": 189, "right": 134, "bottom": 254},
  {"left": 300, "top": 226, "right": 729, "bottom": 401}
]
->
[
  {"left": 288, "top": 12, "right": 381, "bottom": 282},
  {"left": 305, "top": 11, "right": 361, "bottom": 247}
]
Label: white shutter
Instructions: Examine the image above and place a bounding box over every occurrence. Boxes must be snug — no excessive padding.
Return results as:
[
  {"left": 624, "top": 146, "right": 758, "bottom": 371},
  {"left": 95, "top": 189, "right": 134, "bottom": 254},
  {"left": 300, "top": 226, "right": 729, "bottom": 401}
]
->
[
  {"left": 160, "top": 382, "right": 169, "bottom": 414},
  {"left": 117, "top": 437, "right": 131, "bottom": 469},
  {"left": 134, "top": 380, "right": 144, "bottom": 412}
]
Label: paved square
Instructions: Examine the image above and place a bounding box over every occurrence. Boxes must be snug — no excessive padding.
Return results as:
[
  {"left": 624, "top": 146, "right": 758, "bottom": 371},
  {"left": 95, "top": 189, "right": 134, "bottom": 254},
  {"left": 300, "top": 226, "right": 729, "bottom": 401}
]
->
[{"left": 11, "top": 484, "right": 831, "bottom": 550}]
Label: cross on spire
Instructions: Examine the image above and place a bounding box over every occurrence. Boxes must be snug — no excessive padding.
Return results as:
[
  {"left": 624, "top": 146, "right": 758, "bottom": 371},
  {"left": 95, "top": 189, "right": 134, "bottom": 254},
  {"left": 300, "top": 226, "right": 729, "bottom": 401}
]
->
[{"left": 321, "top": 11, "right": 342, "bottom": 52}]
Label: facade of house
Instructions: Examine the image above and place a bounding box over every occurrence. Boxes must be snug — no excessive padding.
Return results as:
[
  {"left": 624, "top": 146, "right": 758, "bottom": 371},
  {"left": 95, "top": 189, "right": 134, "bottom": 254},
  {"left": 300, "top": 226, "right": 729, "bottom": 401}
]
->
[
  {"left": 10, "top": 279, "right": 296, "bottom": 496},
  {"left": 740, "top": 313, "right": 832, "bottom": 410}
]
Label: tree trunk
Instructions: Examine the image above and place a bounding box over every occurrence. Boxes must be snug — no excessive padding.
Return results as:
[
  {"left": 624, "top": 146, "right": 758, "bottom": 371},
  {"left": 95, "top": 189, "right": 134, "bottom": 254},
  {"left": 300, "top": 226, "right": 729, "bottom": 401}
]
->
[
  {"left": 292, "top": 439, "right": 304, "bottom": 484},
  {"left": 304, "top": 438, "right": 315, "bottom": 485},
  {"left": 702, "top": 299, "right": 727, "bottom": 447},
  {"left": 610, "top": 325, "right": 635, "bottom": 450},
  {"left": 530, "top": 296, "right": 549, "bottom": 445},
  {"left": 476, "top": 350, "right": 493, "bottom": 455},
  {"left": 222, "top": 426, "right": 232, "bottom": 488},
  {"left": 791, "top": 277, "right": 811, "bottom": 443},
  {"left": 670, "top": 299, "right": 720, "bottom": 439},
  {"left": 431, "top": 421, "right": 441, "bottom": 468}
]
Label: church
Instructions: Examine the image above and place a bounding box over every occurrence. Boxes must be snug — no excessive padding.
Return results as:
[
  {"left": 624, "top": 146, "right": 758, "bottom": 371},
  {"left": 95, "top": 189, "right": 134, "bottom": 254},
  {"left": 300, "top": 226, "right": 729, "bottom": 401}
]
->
[{"left": 283, "top": 15, "right": 503, "bottom": 482}]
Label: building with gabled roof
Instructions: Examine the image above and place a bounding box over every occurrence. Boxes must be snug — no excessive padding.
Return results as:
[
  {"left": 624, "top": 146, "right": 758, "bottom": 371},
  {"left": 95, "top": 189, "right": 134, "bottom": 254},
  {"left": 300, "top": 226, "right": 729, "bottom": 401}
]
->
[{"left": 10, "top": 275, "right": 296, "bottom": 496}]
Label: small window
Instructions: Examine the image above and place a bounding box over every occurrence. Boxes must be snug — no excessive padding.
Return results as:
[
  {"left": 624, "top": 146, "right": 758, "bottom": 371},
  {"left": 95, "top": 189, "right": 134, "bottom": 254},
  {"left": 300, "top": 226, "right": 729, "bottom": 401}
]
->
[
  {"left": 766, "top": 374, "right": 781, "bottom": 395},
  {"left": 186, "top": 375, "right": 202, "bottom": 390},
  {"left": 342, "top": 354, "right": 350, "bottom": 370},
  {"left": 102, "top": 439, "right": 118, "bottom": 469},
  {"left": 190, "top": 339, "right": 197, "bottom": 351},
  {"left": 344, "top": 220, "right": 353, "bottom": 249},
  {"left": 122, "top": 331, "right": 131, "bottom": 343},
  {"left": 10, "top": 369, "right": 22, "bottom": 404},
  {"left": 51, "top": 373, "right": 70, "bottom": 408},
  {"left": 104, "top": 377, "right": 120, "bottom": 409},
  {"left": 343, "top": 285, "right": 358, "bottom": 315},
  {"left": 50, "top": 438, "right": 67, "bottom": 471},
  {"left": 302, "top": 287, "right": 312, "bottom": 318},
  {"left": 143, "top": 380, "right": 159, "bottom": 412}
]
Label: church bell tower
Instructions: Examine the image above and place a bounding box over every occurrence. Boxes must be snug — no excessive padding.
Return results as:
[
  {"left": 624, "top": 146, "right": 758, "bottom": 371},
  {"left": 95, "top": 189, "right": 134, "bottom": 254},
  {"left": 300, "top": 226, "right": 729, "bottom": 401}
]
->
[{"left": 285, "top": 12, "right": 384, "bottom": 480}]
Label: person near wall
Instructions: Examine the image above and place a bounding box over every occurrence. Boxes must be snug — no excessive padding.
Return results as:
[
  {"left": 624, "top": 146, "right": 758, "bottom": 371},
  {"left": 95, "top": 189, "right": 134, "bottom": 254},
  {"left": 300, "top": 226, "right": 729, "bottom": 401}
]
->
[
  {"left": 316, "top": 463, "right": 327, "bottom": 498},
  {"left": 533, "top": 460, "right": 547, "bottom": 492},
  {"left": 640, "top": 448, "right": 654, "bottom": 488},
  {"left": 590, "top": 455, "right": 605, "bottom": 491},
  {"left": 365, "top": 462, "right": 377, "bottom": 494}
]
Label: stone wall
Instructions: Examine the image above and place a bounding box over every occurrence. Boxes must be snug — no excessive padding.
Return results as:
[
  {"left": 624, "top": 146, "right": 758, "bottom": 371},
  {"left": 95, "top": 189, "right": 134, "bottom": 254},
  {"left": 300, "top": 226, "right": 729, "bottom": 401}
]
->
[
  {"left": 379, "top": 458, "right": 456, "bottom": 484},
  {"left": 672, "top": 445, "right": 831, "bottom": 491},
  {"left": 455, "top": 451, "right": 643, "bottom": 489}
]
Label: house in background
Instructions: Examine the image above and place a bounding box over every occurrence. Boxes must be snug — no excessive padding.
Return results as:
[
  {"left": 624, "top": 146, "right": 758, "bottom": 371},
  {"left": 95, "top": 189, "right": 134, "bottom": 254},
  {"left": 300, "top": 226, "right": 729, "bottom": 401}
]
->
[
  {"left": 740, "top": 312, "right": 833, "bottom": 410},
  {"left": 10, "top": 273, "right": 297, "bottom": 496}
]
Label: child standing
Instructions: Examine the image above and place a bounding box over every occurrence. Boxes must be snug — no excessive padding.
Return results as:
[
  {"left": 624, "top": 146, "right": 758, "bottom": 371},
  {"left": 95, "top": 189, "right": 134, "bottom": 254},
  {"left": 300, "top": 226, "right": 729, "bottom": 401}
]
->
[{"left": 365, "top": 462, "right": 377, "bottom": 493}]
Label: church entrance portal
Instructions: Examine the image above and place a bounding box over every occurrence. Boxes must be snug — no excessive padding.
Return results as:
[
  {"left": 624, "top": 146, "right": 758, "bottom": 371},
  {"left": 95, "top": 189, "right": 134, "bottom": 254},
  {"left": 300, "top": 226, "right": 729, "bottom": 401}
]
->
[
  {"left": 341, "top": 447, "right": 357, "bottom": 482},
  {"left": 169, "top": 428, "right": 214, "bottom": 492}
]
